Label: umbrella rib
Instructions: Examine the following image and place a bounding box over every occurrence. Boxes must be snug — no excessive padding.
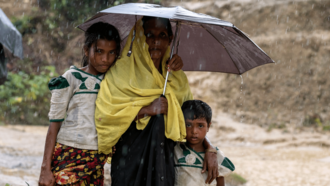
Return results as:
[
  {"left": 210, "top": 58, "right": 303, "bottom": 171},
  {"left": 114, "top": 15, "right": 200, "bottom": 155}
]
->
[
  {"left": 201, "top": 24, "right": 242, "bottom": 75},
  {"left": 121, "top": 35, "right": 129, "bottom": 43},
  {"left": 234, "top": 27, "right": 274, "bottom": 62}
]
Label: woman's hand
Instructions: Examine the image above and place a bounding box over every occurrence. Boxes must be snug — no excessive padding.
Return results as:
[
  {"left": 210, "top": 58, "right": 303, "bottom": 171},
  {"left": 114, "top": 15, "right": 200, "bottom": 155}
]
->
[
  {"left": 203, "top": 151, "right": 219, "bottom": 184},
  {"left": 168, "top": 54, "right": 183, "bottom": 71},
  {"left": 202, "top": 137, "right": 219, "bottom": 184},
  {"left": 136, "top": 97, "right": 168, "bottom": 120},
  {"left": 38, "top": 168, "right": 55, "bottom": 186},
  {"left": 146, "top": 97, "right": 168, "bottom": 115}
]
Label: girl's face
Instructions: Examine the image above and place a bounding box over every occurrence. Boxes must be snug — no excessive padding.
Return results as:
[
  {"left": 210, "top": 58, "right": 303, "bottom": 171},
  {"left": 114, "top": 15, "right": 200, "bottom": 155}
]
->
[
  {"left": 84, "top": 39, "right": 117, "bottom": 74},
  {"left": 144, "top": 18, "right": 173, "bottom": 62}
]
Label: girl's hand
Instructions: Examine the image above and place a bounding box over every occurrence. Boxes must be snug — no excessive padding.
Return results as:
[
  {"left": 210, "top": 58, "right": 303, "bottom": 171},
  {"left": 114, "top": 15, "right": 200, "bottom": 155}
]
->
[
  {"left": 168, "top": 54, "right": 183, "bottom": 71},
  {"left": 112, "top": 146, "right": 116, "bottom": 154},
  {"left": 146, "top": 97, "right": 168, "bottom": 116},
  {"left": 38, "top": 168, "right": 55, "bottom": 186},
  {"left": 39, "top": 122, "right": 61, "bottom": 186}
]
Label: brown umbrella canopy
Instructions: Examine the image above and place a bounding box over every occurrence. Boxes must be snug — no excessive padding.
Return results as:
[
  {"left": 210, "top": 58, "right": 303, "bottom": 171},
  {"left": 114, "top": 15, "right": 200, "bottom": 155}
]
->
[
  {"left": 78, "top": 3, "right": 274, "bottom": 75},
  {"left": 177, "top": 23, "right": 272, "bottom": 74}
]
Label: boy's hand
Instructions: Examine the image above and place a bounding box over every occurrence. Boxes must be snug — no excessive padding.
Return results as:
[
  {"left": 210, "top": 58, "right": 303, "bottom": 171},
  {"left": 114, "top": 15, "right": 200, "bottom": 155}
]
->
[
  {"left": 216, "top": 176, "right": 225, "bottom": 186},
  {"left": 38, "top": 168, "right": 55, "bottom": 186},
  {"left": 202, "top": 151, "right": 219, "bottom": 184}
]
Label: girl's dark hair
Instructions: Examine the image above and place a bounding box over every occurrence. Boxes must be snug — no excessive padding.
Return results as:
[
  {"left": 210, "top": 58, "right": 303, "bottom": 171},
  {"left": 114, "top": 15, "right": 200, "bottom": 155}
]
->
[
  {"left": 181, "top": 100, "right": 212, "bottom": 125},
  {"left": 82, "top": 22, "right": 121, "bottom": 67},
  {"left": 142, "top": 16, "right": 173, "bottom": 37}
]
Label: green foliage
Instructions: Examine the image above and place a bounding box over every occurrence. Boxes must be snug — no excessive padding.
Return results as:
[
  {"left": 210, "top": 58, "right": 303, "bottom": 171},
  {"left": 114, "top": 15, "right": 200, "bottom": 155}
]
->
[
  {"left": 302, "top": 114, "right": 330, "bottom": 131},
  {"left": 230, "top": 173, "right": 247, "bottom": 184},
  {"left": 11, "top": 16, "right": 37, "bottom": 35},
  {"left": 144, "top": 0, "right": 161, "bottom": 4},
  {"left": 321, "top": 121, "right": 330, "bottom": 131},
  {"left": 225, "top": 173, "right": 247, "bottom": 185},
  {"left": 11, "top": 7, "right": 40, "bottom": 36},
  {"left": 39, "top": 0, "right": 113, "bottom": 24},
  {"left": 0, "top": 66, "right": 58, "bottom": 125},
  {"left": 303, "top": 114, "right": 323, "bottom": 127}
]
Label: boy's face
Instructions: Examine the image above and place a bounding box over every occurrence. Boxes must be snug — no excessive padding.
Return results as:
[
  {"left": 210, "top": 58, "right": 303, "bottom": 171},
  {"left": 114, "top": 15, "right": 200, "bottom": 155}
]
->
[{"left": 185, "top": 118, "right": 210, "bottom": 146}]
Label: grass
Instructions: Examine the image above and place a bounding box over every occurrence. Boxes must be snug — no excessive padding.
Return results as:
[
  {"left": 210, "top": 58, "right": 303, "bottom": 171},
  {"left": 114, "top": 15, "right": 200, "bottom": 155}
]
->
[{"left": 225, "top": 173, "right": 248, "bottom": 185}]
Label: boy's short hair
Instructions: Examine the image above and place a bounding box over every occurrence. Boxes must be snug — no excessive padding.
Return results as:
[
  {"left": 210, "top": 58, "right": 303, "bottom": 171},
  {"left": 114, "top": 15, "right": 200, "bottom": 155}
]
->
[{"left": 181, "top": 100, "right": 212, "bottom": 125}]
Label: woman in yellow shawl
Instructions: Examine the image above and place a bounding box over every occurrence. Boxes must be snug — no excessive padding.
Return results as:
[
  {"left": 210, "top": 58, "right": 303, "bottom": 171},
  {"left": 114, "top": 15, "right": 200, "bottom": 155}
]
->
[{"left": 95, "top": 16, "right": 218, "bottom": 186}]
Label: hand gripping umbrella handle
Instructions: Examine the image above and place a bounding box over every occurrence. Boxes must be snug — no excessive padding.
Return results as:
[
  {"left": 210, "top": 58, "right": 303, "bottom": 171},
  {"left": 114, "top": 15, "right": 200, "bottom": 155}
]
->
[{"left": 162, "top": 21, "right": 181, "bottom": 95}]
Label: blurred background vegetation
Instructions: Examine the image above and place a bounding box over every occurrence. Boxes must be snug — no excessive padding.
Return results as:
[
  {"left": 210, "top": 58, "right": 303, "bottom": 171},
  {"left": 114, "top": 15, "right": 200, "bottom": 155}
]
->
[{"left": 0, "top": 0, "right": 146, "bottom": 125}]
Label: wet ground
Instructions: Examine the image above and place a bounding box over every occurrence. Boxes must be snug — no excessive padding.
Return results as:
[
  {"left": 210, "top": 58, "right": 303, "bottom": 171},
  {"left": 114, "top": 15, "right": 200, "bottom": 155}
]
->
[
  {"left": 209, "top": 113, "right": 330, "bottom": 186},
  {"left": 1, "top": 113, "right": 330, "bottom": 186},
  {"left": 0, "top": 125, "right": 109, "bottom": 186}
]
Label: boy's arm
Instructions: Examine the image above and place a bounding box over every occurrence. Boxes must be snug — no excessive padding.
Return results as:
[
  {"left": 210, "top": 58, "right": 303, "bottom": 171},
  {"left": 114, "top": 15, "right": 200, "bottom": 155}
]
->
[
  {"left": 216, "top": 177, "right": 225, "bottom": 186},
  {"left": 202, "top": 136, "right": 219, "bottom": 184},
  {"left": 38, "top": 122, "right": 62, "bottom": 186}
]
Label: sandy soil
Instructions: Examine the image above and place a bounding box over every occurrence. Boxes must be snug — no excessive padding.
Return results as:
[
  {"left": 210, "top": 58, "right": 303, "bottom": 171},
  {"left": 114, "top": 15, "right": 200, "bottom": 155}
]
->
[
  {"left": 1, "top": 113, "right": 329, "bottom": 186},
  {"left": 209, "top": 113, "right": 330, "bottom": 186},
  {"left": 0, "top": 125, "right": 111, "bottom": 186}
]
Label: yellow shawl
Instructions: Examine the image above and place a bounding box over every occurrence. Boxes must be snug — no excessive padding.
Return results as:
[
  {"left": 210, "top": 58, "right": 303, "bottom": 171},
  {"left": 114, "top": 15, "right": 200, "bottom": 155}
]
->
[{"left": 95, "top": 18, "right": 193, "bottom": 154}]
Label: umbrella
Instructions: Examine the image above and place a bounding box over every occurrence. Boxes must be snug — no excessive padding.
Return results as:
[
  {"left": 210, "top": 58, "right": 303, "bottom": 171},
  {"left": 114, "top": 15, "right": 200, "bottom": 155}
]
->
[
  {"left": 0, "top": 8, "right": 23, "bottom": 59},
  {"left": 0, "top": 8, "right": 23, "bottom": 85},
  {"left": 78, "top": 3, "right": 274, "bottom": 94}
]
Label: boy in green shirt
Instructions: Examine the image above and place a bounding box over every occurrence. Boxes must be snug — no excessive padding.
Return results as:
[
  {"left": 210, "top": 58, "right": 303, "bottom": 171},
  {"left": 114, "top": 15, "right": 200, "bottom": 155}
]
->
[{"left": 174, "top": 100, "right": 235, "bottom": 186}]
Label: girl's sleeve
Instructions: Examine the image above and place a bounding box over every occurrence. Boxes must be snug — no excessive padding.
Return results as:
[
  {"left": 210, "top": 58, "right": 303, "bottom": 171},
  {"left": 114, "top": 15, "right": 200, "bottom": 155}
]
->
[
  {"left": 48, "top": 71, "right": 75, "bottom": 122},
  {"left": 217, "top": 148, "right": 235, "bottom": 177}
]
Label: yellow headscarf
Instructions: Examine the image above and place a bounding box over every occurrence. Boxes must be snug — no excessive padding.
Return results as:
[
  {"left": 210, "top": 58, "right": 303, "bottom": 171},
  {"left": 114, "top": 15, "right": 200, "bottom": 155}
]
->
[{"left": 95, "top": 18, "right": 193, "bottom": 154}]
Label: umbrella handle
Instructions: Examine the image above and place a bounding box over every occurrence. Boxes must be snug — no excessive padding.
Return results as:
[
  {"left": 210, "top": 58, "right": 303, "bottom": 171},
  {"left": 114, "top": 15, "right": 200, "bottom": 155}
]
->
[
  {"left": 162, "top": 21, "right": 181, "bottom": 95},
  {"left": 162, "top": 70, "right": 170, "bottom": 96}
]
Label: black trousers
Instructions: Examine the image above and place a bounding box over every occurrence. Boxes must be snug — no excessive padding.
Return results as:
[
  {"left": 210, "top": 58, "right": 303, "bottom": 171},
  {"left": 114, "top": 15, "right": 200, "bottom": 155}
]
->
[{"left": 111, "top": 115, "right": 175, "bottom": 186}]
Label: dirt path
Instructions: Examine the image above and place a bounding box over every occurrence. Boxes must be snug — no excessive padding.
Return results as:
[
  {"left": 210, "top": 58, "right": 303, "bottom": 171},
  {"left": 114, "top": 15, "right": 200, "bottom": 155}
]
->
[
  {"left": 208, "top": 113, "right": 330, "bottom": 186},
  {"left": 1, "top": 114, "right": 330, "bottom": 186},
  {"left": 0, "top": 125, "right": 111, "bottom": 186}
]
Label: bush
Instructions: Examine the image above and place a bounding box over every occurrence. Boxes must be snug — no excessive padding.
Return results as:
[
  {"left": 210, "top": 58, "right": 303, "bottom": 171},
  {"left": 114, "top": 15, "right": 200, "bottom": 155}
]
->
[
  {"left": 38, "top": 0, "right": 113, "bottom": 24},
  {"left": 0, "top": 66, "right": 58, "bottom": 125}
]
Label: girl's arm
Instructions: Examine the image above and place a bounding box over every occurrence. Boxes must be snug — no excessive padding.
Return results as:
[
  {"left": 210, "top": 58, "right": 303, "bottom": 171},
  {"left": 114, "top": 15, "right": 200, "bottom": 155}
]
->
[
  {"left": 38, "top": 122, "right": 62, "bottom": 186},
  {"left": 216, "top": 177, "right": 225, "bottom": 186},
  {"left": 203, "top": 136, "right": 219, "bottom": 184},
  {"left": 39, "top": 72, "right": 74, "bottom": 186}
]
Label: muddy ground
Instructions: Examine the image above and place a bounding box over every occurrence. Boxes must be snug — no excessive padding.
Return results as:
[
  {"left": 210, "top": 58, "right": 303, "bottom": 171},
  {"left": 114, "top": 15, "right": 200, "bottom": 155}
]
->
[{"left": 1, "top": 112, "right": 330, "bottom": 186}]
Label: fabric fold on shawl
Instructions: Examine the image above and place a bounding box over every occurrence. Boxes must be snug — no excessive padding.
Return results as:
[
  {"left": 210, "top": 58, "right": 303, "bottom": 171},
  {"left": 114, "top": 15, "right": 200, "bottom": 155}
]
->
[{"left": 95, "top": 18, "right": 193, "bottom": 154}]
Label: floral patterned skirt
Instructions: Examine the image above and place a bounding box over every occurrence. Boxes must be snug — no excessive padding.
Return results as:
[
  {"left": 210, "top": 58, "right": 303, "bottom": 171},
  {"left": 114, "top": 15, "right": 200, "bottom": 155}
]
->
[{"left": 51, "top": 143, "right": 109, "bottom": 186}]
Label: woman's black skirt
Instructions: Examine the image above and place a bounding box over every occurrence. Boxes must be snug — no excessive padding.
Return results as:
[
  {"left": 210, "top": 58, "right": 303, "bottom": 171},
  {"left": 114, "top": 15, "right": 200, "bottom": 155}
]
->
[{"left": 111, "top": 114, "right": 175, "bottom": 186}]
